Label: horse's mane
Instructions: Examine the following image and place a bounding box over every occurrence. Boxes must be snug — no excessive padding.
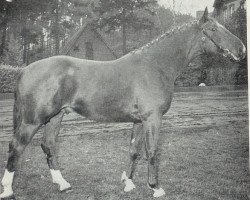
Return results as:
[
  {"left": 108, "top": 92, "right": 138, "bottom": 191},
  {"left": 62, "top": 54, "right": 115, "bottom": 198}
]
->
[{"left": 131, "top": 20, "right": 199, "bottom": 54}]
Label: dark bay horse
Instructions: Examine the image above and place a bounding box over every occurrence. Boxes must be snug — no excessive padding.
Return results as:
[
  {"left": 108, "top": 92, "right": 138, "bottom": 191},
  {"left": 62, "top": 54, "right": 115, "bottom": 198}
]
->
[{"left": 0, "top": 8, "right": 246, "bottom": 199}]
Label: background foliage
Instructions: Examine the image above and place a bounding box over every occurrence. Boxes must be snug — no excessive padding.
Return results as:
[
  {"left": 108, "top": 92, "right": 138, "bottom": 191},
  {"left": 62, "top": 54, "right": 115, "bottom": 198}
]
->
[
  {"left": 0, "top": 0, "right": 247, "bottom": 92},
  {"left": 0, "top": 0, "right": 195, "bottom": 65},
  {"left": 0, "top": 65, "right": 22, "bottom": 93}
]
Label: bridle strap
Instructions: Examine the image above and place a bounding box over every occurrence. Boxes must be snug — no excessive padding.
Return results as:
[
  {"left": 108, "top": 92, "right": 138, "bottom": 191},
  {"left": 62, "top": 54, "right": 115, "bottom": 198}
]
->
[
  {"left": 201, "top": 29, "right": 224, "bottom": 53},
  {"left": 201, "top": 28, "right": 240, "bottom": 62}
]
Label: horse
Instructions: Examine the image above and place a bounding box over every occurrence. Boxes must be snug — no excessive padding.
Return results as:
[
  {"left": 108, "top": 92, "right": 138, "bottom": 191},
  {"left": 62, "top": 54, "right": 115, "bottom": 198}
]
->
[{"left": 0, "top": 8, "right": 246, "bottom": 199}]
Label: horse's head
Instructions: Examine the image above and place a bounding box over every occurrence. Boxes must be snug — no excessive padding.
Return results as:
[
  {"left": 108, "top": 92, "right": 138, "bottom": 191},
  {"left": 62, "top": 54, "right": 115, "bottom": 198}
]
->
[{"left": 195, "top": 7, "right": 246, "bottom": 62}]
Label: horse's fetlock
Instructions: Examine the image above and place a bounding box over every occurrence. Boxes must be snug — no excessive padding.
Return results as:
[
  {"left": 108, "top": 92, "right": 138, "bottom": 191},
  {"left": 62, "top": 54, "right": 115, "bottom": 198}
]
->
[
  {"left": 147, "top": 150, "right": 156, "bottom": 159},
  {"left": 148, "top": 182, "right": 158, "bottom": 189},
  {"left": 130, "top": 152, "right": 140, "bottom": 160},
  {"left": 8, "top": 142, "right": 15, "bottom": 153}
]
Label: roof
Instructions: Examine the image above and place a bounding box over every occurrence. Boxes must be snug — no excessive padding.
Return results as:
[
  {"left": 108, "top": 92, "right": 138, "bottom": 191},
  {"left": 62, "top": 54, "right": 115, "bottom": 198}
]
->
[
  {"left": 213, "top": 0, "right": 239, "bottom": 8},
  {"left": 213, "top": 0, "right": 224, "bottom": 8},
  {"left": 60, "top": 23, "right": 118, "bottom": 58}
]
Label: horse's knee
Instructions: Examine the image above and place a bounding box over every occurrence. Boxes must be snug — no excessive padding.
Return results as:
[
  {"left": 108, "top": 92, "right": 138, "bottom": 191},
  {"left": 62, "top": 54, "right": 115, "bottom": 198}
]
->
[
  {"left": 19, "top": 132, "right": 32, "bottom": 145},
  {"left": 16, "top": 123, "right": 39, "bottom": 146}
]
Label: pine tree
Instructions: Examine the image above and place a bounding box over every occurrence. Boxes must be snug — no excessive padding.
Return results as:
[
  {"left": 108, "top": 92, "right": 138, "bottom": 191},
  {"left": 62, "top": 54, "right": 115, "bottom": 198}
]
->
[{"left": 95, "top": 0, "right": 157, "bottom": 55}]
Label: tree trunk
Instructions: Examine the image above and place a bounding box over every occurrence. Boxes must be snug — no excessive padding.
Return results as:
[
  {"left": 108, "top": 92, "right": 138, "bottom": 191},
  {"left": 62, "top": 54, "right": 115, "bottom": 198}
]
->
[
  {"left": 122, "top": 9, "right": 127, "bottom": 55},
  {"left": 23, "top": 40, "right": 28, "bottom": 65},
  {"left": 0, "top": 22, "right": 8, "bottom": 57},
  {"left": 54, "top": 0, "right": 60, "bottom": 55},
  {"left": 122, "top": 23, "right": 127, "bottom": 55},
  {"left": 0, "top": 3, "right": 11, "bottom": 57}
]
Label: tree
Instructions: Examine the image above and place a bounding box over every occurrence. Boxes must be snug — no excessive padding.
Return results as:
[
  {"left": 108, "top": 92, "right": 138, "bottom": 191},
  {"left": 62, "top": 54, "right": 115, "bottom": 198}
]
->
[
  {"left": 155, "top": 5, "right": 193, "bottom": 32},
  {"left": 224, "top": 5, "right": 247, "bottom": 85},
  {"left": 0, "top": 0, "right": 51, "bottom": 64},
  {"left": 95, "top": 0, "right": 157, "bottom": 55},
  {"left": 1, "top": 33, "right": 23, "bottom": 66},
  {"left": 0, "top": 0, "right": 13, "bottom": 57},
  {"left": 224, "top": 6, "right": 246, "bottom": 45}
]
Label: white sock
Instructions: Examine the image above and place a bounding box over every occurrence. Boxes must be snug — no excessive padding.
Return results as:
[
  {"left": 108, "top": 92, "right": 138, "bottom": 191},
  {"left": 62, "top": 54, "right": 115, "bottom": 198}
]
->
[
  {"left": 0, "top": 170, "right": 15, "bottom": 198},
  {"left": 50, "top": 169, "right": 71, "bottom": 191}
]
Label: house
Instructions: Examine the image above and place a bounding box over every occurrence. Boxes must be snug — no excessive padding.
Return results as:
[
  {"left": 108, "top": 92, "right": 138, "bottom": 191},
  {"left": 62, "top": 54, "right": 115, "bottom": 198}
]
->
[
  {"left": 196, "top": 11, "right": 205, "bottom": 19},
  {"left": 213, "top": 0, "right": 246, "bottom": 22},
  {"left": 196, "top": 10, "right": 213, "bottom": 19},
  {"left": 60, "top": 23, "right": 118, "bottom": 61}
]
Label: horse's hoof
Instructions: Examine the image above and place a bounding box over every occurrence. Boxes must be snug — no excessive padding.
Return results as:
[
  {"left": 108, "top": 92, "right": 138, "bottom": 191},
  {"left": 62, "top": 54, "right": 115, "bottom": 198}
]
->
[
  {"left": 152, "top": 187, "right": 165, "bottom": 198},
  {"left": 0, "top": 195, "right": 16, "bottom": 200},
  {"left": 124, "top": 179, "right": 136, "bottom": 192},
  {"left": 58, "top": 181, "right": 71, "bottom": 192},
  {"left": 60, "top": 186, "right": 73, "bottom": 193},
  {"left": 0, "top": 190, "right": 15, "bottom": 200},
  {"left": 121, "top": 171, "right": 135, "bottom": 192}
]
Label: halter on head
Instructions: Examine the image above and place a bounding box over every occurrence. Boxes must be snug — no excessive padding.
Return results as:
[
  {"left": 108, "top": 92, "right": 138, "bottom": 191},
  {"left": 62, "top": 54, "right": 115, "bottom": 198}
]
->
[
  {"left": 201, "top": 28, "right": 240, "bottom": 62},
  {"left": 197, "top": 6, "right": 246, "bottom": 62}
]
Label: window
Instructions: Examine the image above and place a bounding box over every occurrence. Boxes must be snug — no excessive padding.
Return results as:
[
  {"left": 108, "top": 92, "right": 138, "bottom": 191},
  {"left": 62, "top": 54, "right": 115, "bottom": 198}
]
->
[
  {"left": 229, "top": 4, "right": 235, "bottom": 16},
  {"left": 223, "top": 8, "right": 228, "bottom": 21},
  {"left": 73, "top": 45, "right": 79, "bottom": 51},
  {"left": 223, "top": 3, "right": 235, "bottom": 21}
]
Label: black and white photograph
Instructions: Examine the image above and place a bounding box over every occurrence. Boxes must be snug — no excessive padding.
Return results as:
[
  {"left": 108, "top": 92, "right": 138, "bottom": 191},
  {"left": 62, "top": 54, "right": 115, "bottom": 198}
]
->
[{"left": 0, "top": 0, "right": 248, "bottom": 199}]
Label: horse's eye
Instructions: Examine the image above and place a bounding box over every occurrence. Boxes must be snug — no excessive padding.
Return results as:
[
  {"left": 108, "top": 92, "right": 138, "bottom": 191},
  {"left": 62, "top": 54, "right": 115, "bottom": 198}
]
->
[{"left": 212, "top": 28, "right": 216, "bottom": 31}]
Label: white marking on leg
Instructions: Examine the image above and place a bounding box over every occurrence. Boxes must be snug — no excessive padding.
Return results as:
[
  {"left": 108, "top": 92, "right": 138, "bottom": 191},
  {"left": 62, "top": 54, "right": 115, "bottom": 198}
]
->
[
  {"left": 0, "top": 170, "right": 14, "bottom": 198},
  {"left": 121, "top": 171, "right": 135, "bottom": 192},
  {"left": 131, "top": 138, "right": 135, "bottom": 143},
  {"left": 50, "top": 169, "right": 71, "bottom": 191},
  {"left": 152, "top": 187, "right": 166, "bottom": 198}
]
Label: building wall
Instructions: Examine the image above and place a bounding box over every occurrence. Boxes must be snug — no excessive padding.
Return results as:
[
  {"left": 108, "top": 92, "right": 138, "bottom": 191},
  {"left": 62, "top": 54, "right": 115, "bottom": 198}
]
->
[
  {"left": 215, "top": 0, "right": 243, "bottom": 22},
  {"left": 196, "top": 11, "right": 204, "bottom": 19},
  {"left": 67, "top": 28, "right": 116, "bottom": 61}
]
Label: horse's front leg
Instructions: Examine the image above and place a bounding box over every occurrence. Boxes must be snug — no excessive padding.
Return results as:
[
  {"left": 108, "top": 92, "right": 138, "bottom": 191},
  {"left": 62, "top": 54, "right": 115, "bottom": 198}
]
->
[
  {"left": 121, "top": 122, "right": 143, "bottom": 192},
  {"left": 144, "top": 113, "right": 166, "bottom": 198}
]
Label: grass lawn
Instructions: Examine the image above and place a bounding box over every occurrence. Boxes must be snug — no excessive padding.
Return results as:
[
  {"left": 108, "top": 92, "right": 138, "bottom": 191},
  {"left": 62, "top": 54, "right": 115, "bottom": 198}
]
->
[{"left": 0, "top": 90, "right": 249, "bottom": 200}]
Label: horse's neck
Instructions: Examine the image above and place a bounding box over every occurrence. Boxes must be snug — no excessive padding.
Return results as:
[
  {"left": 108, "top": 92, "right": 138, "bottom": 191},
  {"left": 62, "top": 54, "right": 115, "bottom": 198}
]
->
[{"left": 138, "top": 26, "right": 198, "bottom": 80}]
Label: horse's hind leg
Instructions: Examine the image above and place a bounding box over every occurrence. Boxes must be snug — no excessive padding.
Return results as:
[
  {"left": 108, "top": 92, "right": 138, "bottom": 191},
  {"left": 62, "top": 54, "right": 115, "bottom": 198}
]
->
[
  {"left": 0, "top": 123, "right": 40, "bottom": 199},
  {"left": 121, "top": 122, "right": 143, "bottom": 192},
  {"left": 41, "top": 111, "right": 71, "bottom": 192}
]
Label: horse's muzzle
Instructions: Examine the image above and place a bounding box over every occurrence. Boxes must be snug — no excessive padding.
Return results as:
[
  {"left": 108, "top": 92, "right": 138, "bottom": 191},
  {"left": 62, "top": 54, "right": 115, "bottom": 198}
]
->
[
  {"left": 239, "top": 44, "right": 246, "bottom": 60},
  {"left": 222, "top": 43, "right": 246, "bottom": 62}
]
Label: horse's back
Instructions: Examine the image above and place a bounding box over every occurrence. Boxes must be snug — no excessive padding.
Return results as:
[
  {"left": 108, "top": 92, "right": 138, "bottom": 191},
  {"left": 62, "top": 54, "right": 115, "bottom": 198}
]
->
[
  {"left": 15, "top": 55, "right": 138, "bottom": 123},
  {"left": 16, "top": 54, "right": 173, "bottom": 124}
]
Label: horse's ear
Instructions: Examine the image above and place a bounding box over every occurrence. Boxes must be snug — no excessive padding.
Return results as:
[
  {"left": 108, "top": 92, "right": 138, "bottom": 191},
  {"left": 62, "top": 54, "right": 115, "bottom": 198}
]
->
[{"left": 199, "top": 7, "right": 209, "bottom": 25}]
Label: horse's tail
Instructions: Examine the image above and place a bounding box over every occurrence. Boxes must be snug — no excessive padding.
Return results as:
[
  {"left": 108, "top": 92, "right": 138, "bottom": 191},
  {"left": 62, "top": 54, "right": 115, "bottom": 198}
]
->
[
  {"left": 13, "top": 90, "right": 22, "bottom": 134},
  {"left": 13, "top": 70, "right": 23, "bottom": 134}
]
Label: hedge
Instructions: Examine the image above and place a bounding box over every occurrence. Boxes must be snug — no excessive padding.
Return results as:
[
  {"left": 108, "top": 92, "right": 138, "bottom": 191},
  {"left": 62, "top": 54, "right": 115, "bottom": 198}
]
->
[{"left": 0, "top": 65, "right": 23, "bottom": 93}]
